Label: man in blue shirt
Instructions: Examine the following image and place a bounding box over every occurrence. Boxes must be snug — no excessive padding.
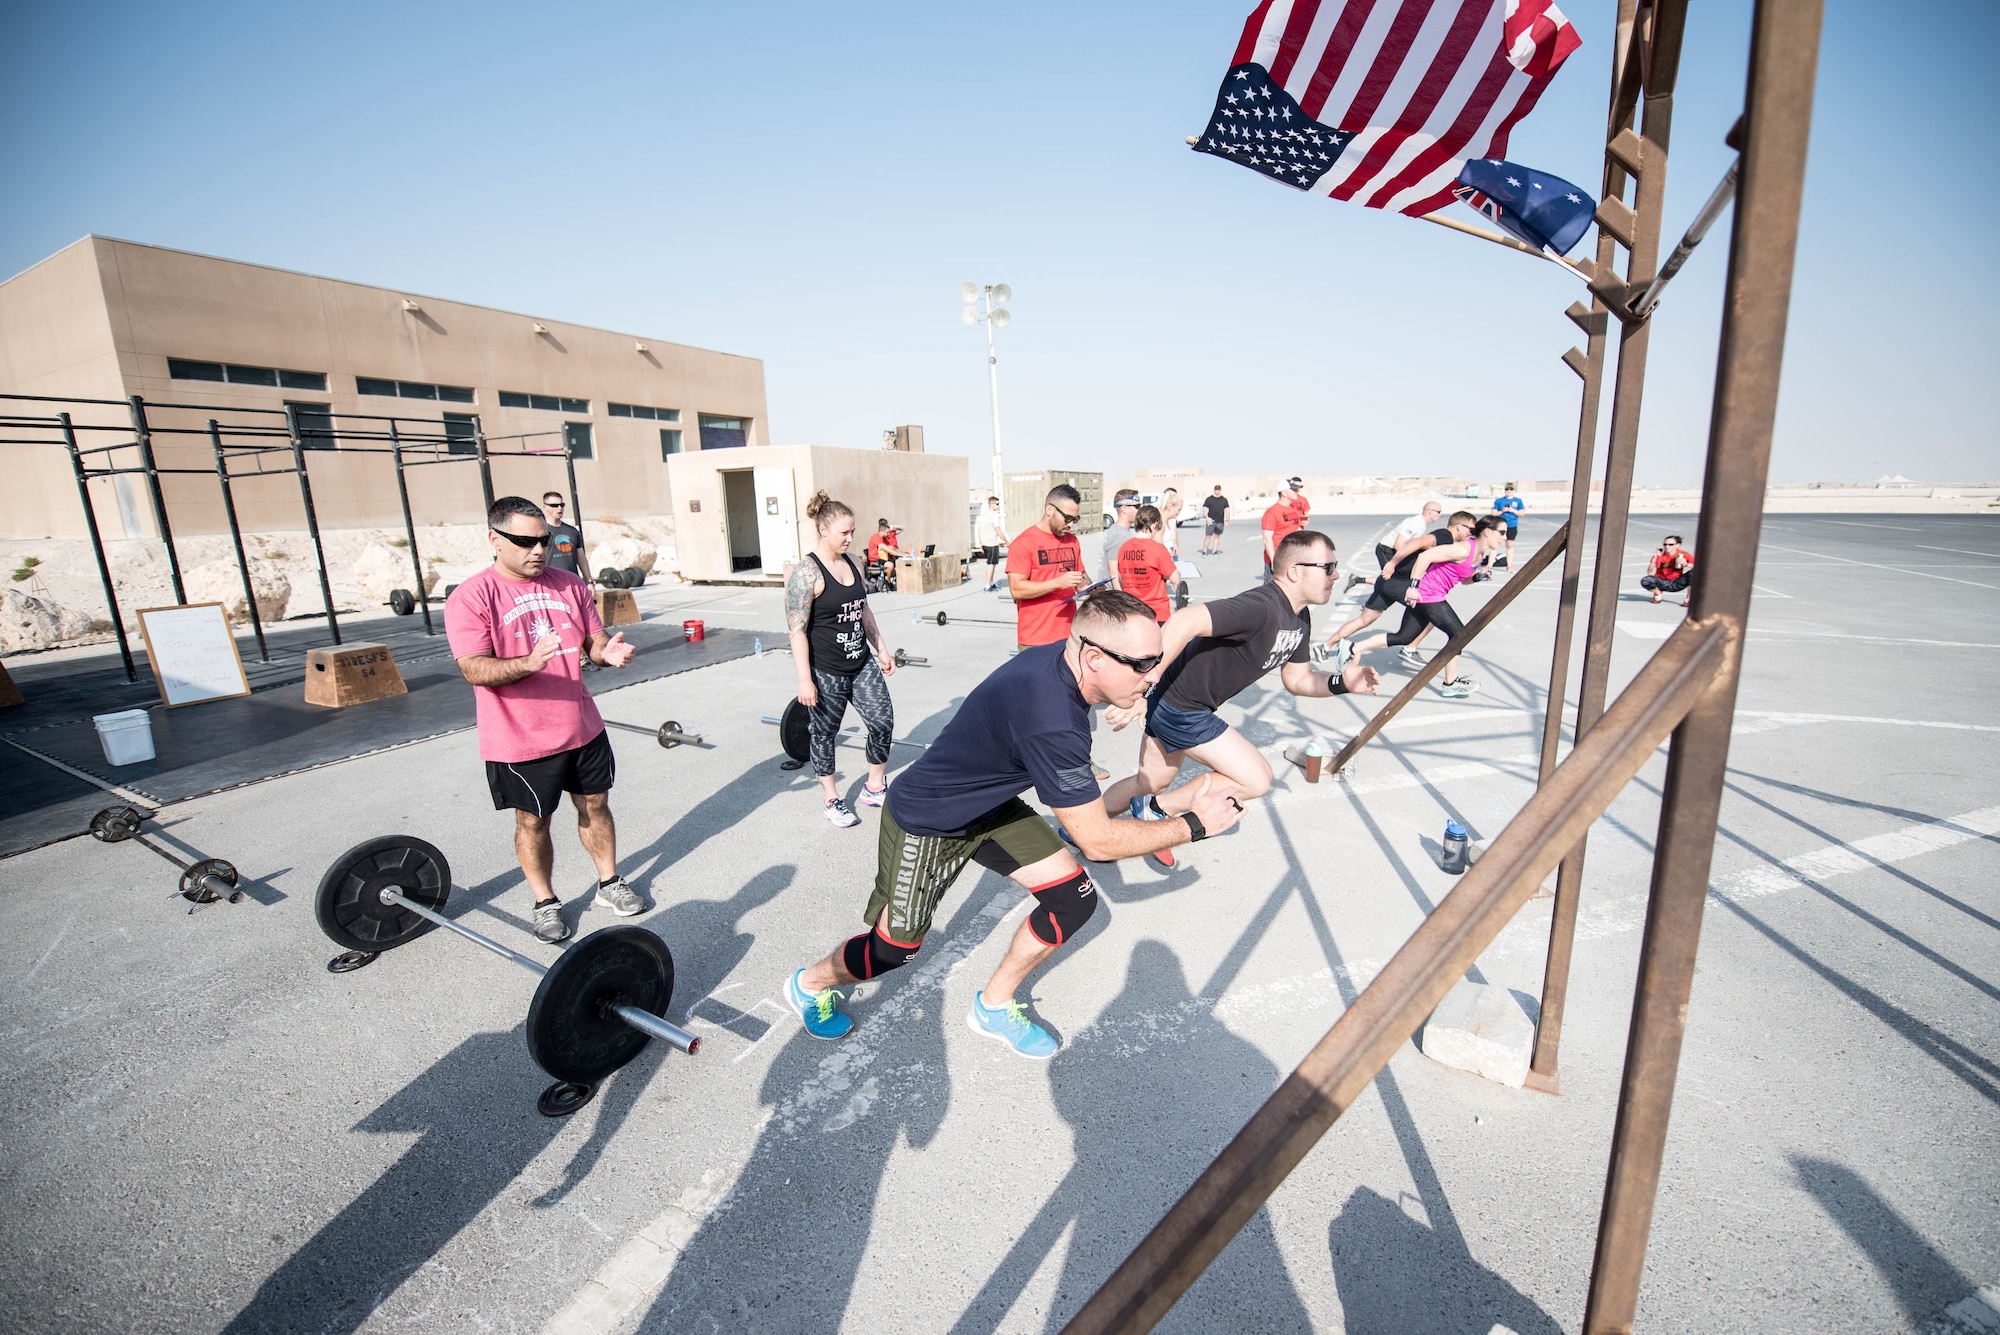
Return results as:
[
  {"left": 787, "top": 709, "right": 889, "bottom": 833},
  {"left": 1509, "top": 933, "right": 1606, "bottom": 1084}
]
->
[
  {"left": 1489, "top": 483, "right": 1526, "bottom": 570},
  {"left": 783, "top": 590, "right": 1245, "bottom": 1058}
]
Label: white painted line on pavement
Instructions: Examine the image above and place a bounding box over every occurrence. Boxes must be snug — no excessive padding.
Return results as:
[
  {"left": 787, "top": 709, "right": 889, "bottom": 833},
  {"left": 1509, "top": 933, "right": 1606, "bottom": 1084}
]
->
[
  {"left": 1710, "top": 806, "right": 2000, "bottom": 904},
  {"left": 2, "top": 737, "right": 156, "bottom": 808},
  {"left": 1760, "top": 542, "right": 2000, "bottom": 591},
  {"left": 1912, "top": 1283, "right": 2000, "bottom": 1334},
  {"left": 1752, "top": 583, "right": 1793, "bottom": 598},
  {"left": 1734, "top": 711, "right": 2000, "bottom": 736},
  {"left": 1618, "top": 623, "right": 2000, "bottom": 650},
  {"left": 1916, "top": 544, "right": 2000, "bottom": 561}
]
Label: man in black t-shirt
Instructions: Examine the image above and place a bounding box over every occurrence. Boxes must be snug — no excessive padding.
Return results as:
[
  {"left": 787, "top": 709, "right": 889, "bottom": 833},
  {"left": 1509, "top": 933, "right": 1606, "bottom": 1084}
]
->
[
  {"left": 1098, "top": 530, "right": 1380, "bottom": 870},
  {"left": 1319, "top": 509, "right": 1476, "bottom": 670},
  {"left": 782, "top": 590, "right": 1244, "bottom": 1058},
  {"left": 1201, "top": 486, "right": 1230, "bottom": 555},
  {"left": 540, "top": 491, "right": 591, "bottom": 582}
]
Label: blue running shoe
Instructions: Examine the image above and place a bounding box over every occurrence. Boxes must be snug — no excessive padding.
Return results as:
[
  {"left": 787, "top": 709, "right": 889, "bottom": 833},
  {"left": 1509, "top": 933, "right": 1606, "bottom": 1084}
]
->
[
  {"left": 1055, "top": 823, "right": 1103, "bottom": 862},
  {"left": 786, "top": 968, "right": 852, "bottom": 1039},
  {"left": 967, "top": 991, "right": 1058, "bottom": 1059},
  {"left": 1128, "top": 795, "right": 1178, "bottom": 870}
]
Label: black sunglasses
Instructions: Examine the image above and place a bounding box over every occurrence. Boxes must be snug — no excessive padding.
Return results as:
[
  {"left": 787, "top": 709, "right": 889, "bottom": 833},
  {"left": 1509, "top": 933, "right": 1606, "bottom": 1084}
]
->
[
  {"left": 491, "top": 528, "right": 553, "bottom": 550},
  {"left": 1291, "top": 560, "right": 1339, "bottom": 574},
  {"left": 1050, "top": 507, "right": 1080, "bottom": 524},
  {"left": 543, "top": 499, "right": 565, "bottom": 508},
  {"left": 1079, "top": 635, "right": 1163, "bottom": 673}
]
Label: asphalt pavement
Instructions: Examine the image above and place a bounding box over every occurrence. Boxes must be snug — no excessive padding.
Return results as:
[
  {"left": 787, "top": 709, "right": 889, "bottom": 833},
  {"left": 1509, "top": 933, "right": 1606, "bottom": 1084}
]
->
[{"left": 0, "top": 511, "right": 1994, "bottom": 1334}]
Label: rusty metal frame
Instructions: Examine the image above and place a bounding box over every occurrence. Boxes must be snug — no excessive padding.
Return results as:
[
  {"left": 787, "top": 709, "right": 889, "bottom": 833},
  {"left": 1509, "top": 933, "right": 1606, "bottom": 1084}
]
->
[{"left": 1060, "top": 0, "right": 1819, "bottom": 1325}]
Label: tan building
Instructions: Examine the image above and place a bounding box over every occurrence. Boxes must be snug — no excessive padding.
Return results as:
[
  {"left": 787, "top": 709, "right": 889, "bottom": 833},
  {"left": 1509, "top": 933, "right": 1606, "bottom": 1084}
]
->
[
  {"left": 0, "top": 236, "right": 769, "bottom": 540},
  {"left": 668, "top": 445, "right": 967, "bottom": 582}
]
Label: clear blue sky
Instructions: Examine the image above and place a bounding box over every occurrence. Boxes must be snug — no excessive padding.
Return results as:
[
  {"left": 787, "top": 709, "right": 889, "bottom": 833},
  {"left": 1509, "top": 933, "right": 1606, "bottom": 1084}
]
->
[{"left": 3, "top": 1, "right": 1993, "bottom": 485}]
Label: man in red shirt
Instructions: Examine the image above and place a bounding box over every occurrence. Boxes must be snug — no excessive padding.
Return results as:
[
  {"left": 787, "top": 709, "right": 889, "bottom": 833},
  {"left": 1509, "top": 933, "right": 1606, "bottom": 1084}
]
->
[
  {"left": 1261, "top": 480, "right": 1307, "bottom": 581},
  {"left": 865, "top": 519, "right": 904, "bottom": 589},
  {"left": 445, "top": 496, "right": 641, "bottom": 943},
  {"left": 1640, "top": 534, "right": 1695, "bottom": 604},
  {"left": 1006, "top": 484, "right": 1087, "bottom": 649}
]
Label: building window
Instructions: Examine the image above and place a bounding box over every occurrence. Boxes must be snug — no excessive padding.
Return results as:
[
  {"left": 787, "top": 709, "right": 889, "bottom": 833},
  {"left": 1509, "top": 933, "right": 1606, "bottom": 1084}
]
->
[
  {"left": 563, "top": 421, "right": 594, "bottom": 459},
  {"left": 443, "top": 413, "right": 477, "bottom": 457},
  {"left": 660, "top": 429, "right": 682, "bottom": 458},
  {"left": 288, "top": 401, "right": 336, "bottom": 450},
  {"left": 699, "top": 414, "right": 748, "bottom": 450},
  {"left": 169, "top": 359, "right": 324, "bottom": 391},
  {"left": 500, "top": 390, "right": 588, "bottom": 413},
  {"left": 358, "top": 376, "right": 473, "bottom": 401},
  {"left": 610, "top": 402, "right": 680, "bottom": 421}
]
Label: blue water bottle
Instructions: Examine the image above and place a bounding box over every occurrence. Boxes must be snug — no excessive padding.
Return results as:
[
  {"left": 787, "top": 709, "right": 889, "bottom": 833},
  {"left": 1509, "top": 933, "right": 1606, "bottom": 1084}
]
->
[
  {"left": 753, "top": 636, "right": 763, "bottom": 658},
  {"left": 1440, "top": 820, "right": 1469, "bottom": 875}
]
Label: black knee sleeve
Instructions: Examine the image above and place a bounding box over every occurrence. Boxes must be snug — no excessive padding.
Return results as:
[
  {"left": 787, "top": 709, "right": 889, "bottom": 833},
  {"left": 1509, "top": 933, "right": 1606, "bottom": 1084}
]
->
[
  {"left": 1028, "top": 870, "right": 1098, "bottom": 947},
  {"left": 842, "top": 928, "right": 920, "bottom": 980}
]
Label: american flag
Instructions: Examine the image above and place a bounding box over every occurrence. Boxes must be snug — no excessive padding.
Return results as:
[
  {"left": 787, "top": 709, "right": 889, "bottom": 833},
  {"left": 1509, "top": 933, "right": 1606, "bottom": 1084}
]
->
[{"left": 1193, "top": 0, "right": 1583, "bottom": 217}]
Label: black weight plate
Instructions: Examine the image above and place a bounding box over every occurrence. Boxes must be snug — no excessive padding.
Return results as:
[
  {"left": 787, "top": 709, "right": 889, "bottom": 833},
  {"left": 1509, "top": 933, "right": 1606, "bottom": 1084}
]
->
[
  {"left": 89, "top": 806, "right": 145, "bottom": 842},
  {"left": 181, "top": 858, "right": 239, "bottom": 904},
  {"left": 525, "top": 926, "right": 674, "bottom": 1083},
  {"left": 778, "top": 698, "right": 810, "bottom": 764},
  {"left": 623, "top": 565, "right": 646, "bottom": 588},
  {"left": 936, "top": 611, "right": 948, "bottom": 625},
  {"left": 656, "top": 720, "right": 682, "bottom": 748},
  {"left": 598, "top": 567, "right": 625, "bottom": 589},
  {"left": 389, "top": 588, "right": 416, "bottom": 616},
  {"left": 314, "top": 835, "right": 452, "bottom": 953}
]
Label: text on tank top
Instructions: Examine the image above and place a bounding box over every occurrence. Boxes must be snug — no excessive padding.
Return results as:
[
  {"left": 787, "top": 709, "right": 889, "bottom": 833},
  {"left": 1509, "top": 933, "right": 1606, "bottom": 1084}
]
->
[{"left": 808, "top": 552, "right": 870, "bottom": 672}]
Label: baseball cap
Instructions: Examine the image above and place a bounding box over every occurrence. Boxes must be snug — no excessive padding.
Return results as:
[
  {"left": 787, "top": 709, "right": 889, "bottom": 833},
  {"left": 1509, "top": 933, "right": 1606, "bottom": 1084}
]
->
[{"left": 1287, "top": 476, "right": 1305, "bottom": 491}]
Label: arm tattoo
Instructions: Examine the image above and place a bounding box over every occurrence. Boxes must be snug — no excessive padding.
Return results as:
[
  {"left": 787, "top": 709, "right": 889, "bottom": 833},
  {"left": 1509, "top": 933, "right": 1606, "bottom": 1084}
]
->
[
  {"left": 859, "top": 600, "right": 883, "bottom": 654},
  {"left": 785, "top": 561, "right": 819, "bottom": 635}
]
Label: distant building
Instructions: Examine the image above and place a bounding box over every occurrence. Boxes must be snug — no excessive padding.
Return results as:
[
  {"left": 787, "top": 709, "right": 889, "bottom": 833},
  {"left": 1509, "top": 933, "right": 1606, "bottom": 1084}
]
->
[{"left": 0, "top": 236, "right": 768, "bottom": 539}]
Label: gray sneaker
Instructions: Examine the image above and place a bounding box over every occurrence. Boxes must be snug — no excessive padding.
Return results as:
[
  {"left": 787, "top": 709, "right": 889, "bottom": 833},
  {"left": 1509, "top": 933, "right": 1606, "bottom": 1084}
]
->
[
  {"left": 1398, "top": 646, "right": 1430, "bottom": 667},
  {"left": 533, "top": 898, "right": 572, "bottom": 942},
  {"left": 596, "top": 876, "right": 644, "bottom": 916}
]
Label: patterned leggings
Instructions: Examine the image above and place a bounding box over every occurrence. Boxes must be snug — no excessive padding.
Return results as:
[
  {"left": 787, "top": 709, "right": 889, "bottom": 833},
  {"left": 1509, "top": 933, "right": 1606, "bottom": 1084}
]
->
[{"left": 809, "top": 658, "right": 895, "bottom": 777}]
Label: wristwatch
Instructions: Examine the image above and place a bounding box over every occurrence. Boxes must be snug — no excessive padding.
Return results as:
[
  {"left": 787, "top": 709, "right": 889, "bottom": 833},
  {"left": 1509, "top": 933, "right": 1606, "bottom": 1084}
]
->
[{"left": 1180, "top": 810, "right": 1207, "bottom": 842}]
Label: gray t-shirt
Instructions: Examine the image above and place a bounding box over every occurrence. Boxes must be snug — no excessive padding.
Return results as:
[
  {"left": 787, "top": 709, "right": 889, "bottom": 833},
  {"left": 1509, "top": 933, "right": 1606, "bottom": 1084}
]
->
[
  {"left": 1095, "top": 522, "right": 1134, "bottom": 581},
  {"left": 545, "top": 522, "right": 585, "bottom": 575}
]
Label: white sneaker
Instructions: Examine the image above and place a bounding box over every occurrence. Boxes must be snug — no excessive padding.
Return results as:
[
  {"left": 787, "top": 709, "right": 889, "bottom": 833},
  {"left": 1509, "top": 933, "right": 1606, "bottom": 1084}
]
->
[{"left": 823, "top": 798, "right": 860, "bottom": 828}]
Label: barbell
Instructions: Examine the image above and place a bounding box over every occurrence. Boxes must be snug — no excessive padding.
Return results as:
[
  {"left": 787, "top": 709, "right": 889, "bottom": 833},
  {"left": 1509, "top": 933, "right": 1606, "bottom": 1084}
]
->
[
  {"left": 761, "top": 698, "right": 930, "bottom": 768},
  {"left": 919, "top": 609, "right": 1017, "bottom": 628},
  {"left": 89, "top": 805, "right": 243, "bottom": 910},
  {"left": 603, "top": 718, "right": 705, "bottom": 748},
  {"left": 315, "top": 834, "right": 698, "bottom": 1117}
]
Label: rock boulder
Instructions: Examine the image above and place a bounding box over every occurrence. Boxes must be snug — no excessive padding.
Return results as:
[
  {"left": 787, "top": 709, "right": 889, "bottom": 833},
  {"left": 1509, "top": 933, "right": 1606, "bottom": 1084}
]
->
[
  {"left": 352, "top": 545, "right": 438, "bottom": 605},
  {"left": 587, "top": 535, "right": 657, "bottom": 577},
  {"left": 1, "top": 589, "right": 97, "bottom": 653},
  {"left": 184, "top": 558, "right": 291, "bottom": 626}
]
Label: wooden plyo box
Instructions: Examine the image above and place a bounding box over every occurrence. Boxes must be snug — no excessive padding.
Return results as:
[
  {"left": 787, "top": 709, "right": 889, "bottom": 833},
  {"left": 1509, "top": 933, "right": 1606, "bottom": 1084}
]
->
[
  {"left": 895, "top": 553, "right": 963, "bottom": 595},
  {"left": 305, "top": 642, "right": 408, "bottom": 708},
  {"left": 0, "top": 660, "right": 21, "bottom": 708},
  {"left": 597, "top": 589, "right": 641, "bottom": 626}
]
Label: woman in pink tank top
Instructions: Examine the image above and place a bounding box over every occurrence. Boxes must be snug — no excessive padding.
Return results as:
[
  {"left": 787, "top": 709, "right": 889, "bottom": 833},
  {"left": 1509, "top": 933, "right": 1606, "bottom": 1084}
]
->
[{"left": 1349, "top": 517, "right": 1505, "bottom": 698}]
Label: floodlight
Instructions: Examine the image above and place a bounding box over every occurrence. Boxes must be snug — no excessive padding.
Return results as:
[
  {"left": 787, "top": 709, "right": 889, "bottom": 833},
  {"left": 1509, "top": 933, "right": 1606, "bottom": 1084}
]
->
[
  {"left": 990, "top": 307, "right": 1012, "bottom": 328},
  {"left": 961, "top": 305, "right": 979, "bottom": 325},
  {"left": 961, "top": 281, "right": 980, "bottom": 304},
  {"left": 990, "top": 283, "right": 1012, "bottom": 305}
]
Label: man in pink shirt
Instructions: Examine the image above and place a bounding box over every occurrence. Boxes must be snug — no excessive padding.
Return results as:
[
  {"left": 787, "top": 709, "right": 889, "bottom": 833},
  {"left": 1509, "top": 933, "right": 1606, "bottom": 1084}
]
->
[{"left": 445, "top": 496, "right": 641, "bottom": 942}]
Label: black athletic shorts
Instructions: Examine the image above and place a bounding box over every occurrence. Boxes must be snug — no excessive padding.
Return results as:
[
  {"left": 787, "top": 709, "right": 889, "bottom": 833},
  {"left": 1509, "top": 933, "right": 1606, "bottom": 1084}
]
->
[
  {"left": 486, "top": 728, "right": 615, "bottom": 816},
  {"left": 1365, "top": 575, "right": 1415, "bottom": 613},
  {"left": 979, "top": 544, "right": 1003, "bottom": 565}
]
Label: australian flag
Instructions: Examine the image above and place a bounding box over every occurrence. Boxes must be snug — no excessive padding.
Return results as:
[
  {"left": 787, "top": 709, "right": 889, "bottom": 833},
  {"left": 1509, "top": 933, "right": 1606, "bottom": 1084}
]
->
[
  {"left": 1452, "top": 159, "right": 1597, "bottom": 255},
  {"left": 1190, "top": 64, "right": 1356, "bottom": 194}
]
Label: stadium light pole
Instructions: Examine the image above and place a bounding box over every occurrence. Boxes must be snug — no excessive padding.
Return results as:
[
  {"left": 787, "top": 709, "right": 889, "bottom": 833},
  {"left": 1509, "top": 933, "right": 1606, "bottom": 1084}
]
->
[{"left": 961, "top": 281, "right": 1012, "bottom": 522}]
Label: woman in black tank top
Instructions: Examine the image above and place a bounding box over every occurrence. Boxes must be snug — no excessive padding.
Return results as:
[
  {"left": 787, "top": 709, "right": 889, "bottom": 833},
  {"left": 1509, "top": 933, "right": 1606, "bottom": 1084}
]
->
[{"left": 785, "top": 491, "right": 898, "bottom": 827}]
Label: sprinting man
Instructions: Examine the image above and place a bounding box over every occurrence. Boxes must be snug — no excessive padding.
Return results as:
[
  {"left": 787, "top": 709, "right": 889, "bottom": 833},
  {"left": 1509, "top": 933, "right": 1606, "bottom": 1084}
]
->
[
  {"left": 1348, "top": 501, "right": 1442, "bottom": 594},
  {"left": 974, "top": 494, "right": 1008, "bottom": 591},
  {"left": 787, "top": 490, "right": 897, "bottom": 829},
  {"left": 1324, "top": 509, "right": 1476, "bottom": 671},
  {"left": 1114, "top": 504, "right": 1177, "bottom": 622},
  {"left": 1641, "top": 534, "right": 1695, "bottom": 604},
  {"left": 1201, "top": 485, "right": 1230, "bottom": 555},
  {"left": 445, "top": 496, "right": 642, "bottom": 943},
  {"left": 783, "top": 591, "right": 1245, "bottom": 1056},
  {"left": 1349, "top": 516, "right": 1506, "bottom": 699},
  {"left": 1098, "top": 530, "right": 1380, "bottom": 871},
  {"left": 1489, "top": 483, "right": 1525, "bottom": 569},
  {"left": 1006, "top": 484, "right": 1087, "bottom": 650}
]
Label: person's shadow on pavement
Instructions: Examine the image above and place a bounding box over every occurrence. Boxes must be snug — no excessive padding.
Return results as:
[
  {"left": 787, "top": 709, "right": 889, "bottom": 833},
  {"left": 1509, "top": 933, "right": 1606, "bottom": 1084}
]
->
[
  {"left": 221, "top": 1025, "right": 648, "bottom": 1334},
  {"left": 950, "top": 939, "right": 1313, "bottom": 1334}
]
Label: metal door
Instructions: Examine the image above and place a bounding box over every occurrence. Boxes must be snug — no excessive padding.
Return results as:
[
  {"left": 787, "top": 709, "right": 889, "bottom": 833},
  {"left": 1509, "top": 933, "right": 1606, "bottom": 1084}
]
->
[{"left": 753, "top": 466, "right": 797, "bottom": 574}]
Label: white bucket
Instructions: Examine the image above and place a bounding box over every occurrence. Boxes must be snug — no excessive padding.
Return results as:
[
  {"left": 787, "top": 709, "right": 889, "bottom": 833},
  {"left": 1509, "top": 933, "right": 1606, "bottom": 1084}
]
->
[{"left": 93, "top": 708, "right": 156, "bottom": 766}]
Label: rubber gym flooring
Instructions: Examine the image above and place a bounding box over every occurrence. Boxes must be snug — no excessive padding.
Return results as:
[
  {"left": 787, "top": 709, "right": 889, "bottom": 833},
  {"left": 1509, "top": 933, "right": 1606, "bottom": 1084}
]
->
[{"left": 0, "top": 612, "right": 767, "bottom": 856}]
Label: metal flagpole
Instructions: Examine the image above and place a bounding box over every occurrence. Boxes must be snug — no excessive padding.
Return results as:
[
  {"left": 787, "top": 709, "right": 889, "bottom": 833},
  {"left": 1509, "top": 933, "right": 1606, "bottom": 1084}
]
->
[{"left": 983, "top": 285, "right": 1005, "bottom": 522}]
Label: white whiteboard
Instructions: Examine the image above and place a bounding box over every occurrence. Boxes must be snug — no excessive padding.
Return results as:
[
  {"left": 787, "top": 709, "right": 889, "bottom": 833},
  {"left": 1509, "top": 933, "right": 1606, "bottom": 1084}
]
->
[{"left": 136, "top": 603, "right": 251, "bottom": 708}]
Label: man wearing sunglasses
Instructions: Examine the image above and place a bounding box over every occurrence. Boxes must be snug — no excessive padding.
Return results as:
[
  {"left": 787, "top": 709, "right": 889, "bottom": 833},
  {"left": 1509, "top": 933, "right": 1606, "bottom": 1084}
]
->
[
  {"left": 539, "top": 490, "right": 591, "bottom": 583},
  {"left": 445, "top": 496, "right": 641, "bottom": 943},
  {"left": 784, "top": 590, "right": 1244, "bottom": 1058},
  {"left": 1005, "top": 484, "right": 1089, "bottom": 650},
  {"left": 1098, "top": 530, "right": 1380, "bottom": 870}
]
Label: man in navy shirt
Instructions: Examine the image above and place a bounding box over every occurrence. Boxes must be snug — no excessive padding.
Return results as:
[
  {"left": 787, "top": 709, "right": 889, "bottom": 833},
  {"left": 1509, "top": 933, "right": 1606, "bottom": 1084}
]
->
[
  {"left": 783, "top": 590, "right": 1245, "bottom": 1058},
  {"left": 1489, "top": 483, "right": 1525, "bottom": 570}
]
